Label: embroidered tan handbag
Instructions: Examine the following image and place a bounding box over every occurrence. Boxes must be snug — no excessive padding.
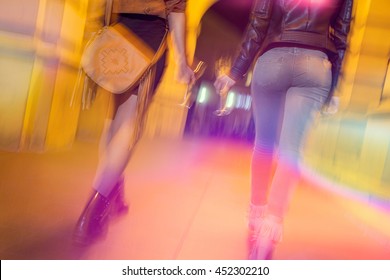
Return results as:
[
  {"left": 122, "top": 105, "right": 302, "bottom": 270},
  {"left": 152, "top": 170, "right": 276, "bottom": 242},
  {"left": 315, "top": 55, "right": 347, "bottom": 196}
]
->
[{"left": 81, "top": 0, "right": 166, "bottom": 94}]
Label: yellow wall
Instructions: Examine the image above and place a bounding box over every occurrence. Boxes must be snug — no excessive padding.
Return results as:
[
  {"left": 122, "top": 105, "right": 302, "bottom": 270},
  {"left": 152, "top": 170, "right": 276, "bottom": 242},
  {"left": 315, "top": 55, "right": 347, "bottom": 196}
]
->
[
  {"left": 303, "top": 0, "right": 390, "bottom": 198},
  {"left": 0, "top": 0, "right": 88, "bottom": 151}
]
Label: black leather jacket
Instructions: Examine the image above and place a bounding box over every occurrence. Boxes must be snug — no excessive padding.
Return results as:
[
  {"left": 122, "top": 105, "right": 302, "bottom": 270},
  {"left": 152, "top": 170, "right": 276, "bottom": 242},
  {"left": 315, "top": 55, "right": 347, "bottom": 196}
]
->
[{"left": 230, "top": 0, "right": 353, "bottom": 91}]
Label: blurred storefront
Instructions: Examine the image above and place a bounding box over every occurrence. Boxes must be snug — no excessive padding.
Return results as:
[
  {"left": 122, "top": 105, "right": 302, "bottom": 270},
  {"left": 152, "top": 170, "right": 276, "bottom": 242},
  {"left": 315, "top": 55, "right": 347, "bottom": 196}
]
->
[
  {"left": 0, "top": 0, "right": 389, "bottom": 200},
  {"left": 303, "top": 0, "right": 390, "bottom": 200},
  {"left": 0, "top": 0, "right": 89, "bottom": 151},
  {"left": 0, "top": 0, "right": 217, "bottom": 151}
]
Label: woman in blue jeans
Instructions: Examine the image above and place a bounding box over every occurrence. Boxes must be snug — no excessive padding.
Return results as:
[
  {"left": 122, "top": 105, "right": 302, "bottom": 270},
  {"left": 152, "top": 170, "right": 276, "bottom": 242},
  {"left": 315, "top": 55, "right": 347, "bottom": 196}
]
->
[{"left": 215, "top": 0, "right": 353, "bottom": 259}]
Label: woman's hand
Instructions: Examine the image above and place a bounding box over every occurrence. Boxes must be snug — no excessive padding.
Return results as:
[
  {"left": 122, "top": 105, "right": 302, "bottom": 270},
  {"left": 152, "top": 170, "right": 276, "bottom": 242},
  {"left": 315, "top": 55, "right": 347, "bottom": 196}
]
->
[
  {"left": 214, "top": 74, "right": 236, "bottom": 96},
  {"left": 322, "top": 96, "right": 340, "bottom": 115},
  {"left": 213, "top": 73, "right": 236, "bottom": 116},
  {"left": 175, "top": 61, "right": 195, "bottom": 85}
]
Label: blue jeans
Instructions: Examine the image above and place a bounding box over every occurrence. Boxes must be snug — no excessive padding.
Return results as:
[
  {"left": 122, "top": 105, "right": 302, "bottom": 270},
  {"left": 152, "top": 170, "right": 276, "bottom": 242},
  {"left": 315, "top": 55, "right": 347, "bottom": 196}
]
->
[{"left": 250, "top": 47, "right": 332, "bottom": 217}]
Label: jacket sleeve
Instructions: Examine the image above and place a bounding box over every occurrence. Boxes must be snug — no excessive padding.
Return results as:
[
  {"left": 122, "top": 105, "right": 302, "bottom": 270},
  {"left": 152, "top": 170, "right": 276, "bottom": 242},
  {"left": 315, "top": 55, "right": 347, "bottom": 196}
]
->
[
  {"left": 165, "top": 0, "right": 186, "bottom": 15},
  {"left": 330, "top": 0, "right": 353, "bottom": 93},
  {"left": 229, "top": 0, "right": 274, "bottom": 81}
]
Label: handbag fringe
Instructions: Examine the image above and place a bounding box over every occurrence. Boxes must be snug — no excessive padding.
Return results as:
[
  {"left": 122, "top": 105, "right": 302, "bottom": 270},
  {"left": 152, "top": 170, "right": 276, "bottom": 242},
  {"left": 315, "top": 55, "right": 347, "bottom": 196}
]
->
[
  {"left": 128, "top": 65, "right": 156, "bottom": 151},
  {"left": 70, "top": 68, "right": 98, "bottom": 110}
]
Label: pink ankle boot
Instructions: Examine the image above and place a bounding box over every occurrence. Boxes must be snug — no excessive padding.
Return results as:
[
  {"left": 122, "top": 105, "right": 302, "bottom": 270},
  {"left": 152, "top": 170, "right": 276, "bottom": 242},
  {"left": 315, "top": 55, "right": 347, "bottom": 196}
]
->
[
  {"left": 249, "top": 214, "right": 283, "bottom": 260},
  {"left": 247, "top": 204, "right": 267, "bottom": 256}
]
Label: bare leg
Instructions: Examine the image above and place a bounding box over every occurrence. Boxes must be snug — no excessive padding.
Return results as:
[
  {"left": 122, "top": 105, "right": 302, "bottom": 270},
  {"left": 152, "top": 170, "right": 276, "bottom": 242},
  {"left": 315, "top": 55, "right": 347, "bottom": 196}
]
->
[
  {"left": 73, "top": 94, "right": 138, "bottom": 246},
  {"left": 93, "top": 94, "right": 138, "bottom": 197}
]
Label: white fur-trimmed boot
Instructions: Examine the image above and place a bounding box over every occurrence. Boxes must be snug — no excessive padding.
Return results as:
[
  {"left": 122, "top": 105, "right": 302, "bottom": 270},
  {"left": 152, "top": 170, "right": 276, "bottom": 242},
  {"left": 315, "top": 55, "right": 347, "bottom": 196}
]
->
[
  {"left": 249, "top": 214, "right": 283, "bottom": 260},
  {"left": 247, "top": 204, "right": 268, "bottom": 256},
  {"left": 248, "top": 203, "right": 268, "bottom": 231}
]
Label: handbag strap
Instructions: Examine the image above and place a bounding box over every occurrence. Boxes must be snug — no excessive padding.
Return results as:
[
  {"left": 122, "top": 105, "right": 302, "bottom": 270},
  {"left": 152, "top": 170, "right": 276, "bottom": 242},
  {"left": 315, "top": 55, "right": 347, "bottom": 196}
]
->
[
  {"left": 105, "top": 0, "right": 113, "bottom": 26},
  {"left": 150, "top": 30, "right": 168, "bottom": 66}
]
